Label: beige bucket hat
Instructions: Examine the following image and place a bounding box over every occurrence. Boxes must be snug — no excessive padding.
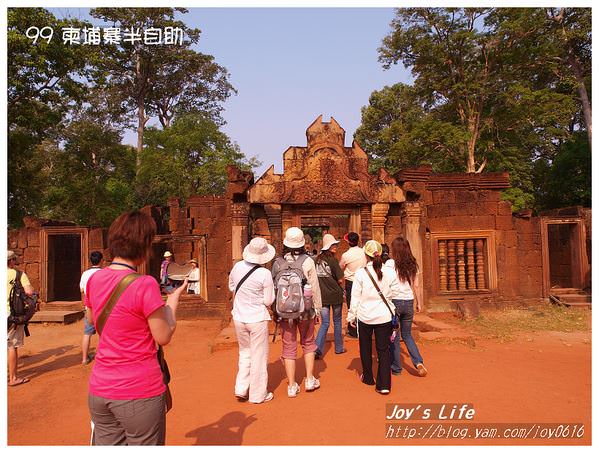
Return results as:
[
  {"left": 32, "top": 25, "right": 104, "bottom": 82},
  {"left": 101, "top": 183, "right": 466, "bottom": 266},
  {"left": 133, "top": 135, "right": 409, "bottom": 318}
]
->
[
  {"left": 243, "top": 237, "right": 276, "bottom": 265},
  {"left": 283, "top": 227, "right": 306, "bottom": 249},
  {"left": 163, "top": 251, "right": 172, "bottom": 258},
  {"left": 7, "top": 250, "right": 17, "bottom": 261},
  {"left": 321, "top": 234, "right": 340, "bottom": 251}
]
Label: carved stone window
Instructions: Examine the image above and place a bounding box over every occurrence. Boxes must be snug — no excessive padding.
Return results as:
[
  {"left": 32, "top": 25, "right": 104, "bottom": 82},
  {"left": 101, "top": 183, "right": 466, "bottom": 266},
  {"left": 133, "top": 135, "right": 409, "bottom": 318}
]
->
[{"left": 431, "top": 231, "right": 497, "bottom": 294}]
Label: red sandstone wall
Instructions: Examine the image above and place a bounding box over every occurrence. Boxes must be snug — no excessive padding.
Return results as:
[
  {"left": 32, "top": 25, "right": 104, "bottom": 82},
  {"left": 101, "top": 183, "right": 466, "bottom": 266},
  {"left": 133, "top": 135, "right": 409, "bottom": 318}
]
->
[
  {"left": 422, "top": 189, "right": 544, "bottom": 306},
  {"left": 7, "top": 227, "right": 41, "bottom": 292},
  {"left": 514, "top": 217, "right": 543, "bottom": 299},
  {"left": 174, "top": 196, "right": 232, "bottom": 316}
]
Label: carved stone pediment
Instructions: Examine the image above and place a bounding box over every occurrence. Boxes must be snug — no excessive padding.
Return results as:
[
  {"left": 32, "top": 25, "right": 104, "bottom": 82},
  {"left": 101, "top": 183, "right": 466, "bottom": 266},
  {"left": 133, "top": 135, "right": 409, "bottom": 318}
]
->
[{"left": 247, "top": 115, "right": 404, "bottom": 205}]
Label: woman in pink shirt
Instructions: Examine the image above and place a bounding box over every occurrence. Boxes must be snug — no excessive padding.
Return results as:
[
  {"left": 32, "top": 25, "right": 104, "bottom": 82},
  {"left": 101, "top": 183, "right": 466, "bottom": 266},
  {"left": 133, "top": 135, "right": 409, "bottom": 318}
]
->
[{"left": 85, "top": 211, "right": 187, "bottom": 445}]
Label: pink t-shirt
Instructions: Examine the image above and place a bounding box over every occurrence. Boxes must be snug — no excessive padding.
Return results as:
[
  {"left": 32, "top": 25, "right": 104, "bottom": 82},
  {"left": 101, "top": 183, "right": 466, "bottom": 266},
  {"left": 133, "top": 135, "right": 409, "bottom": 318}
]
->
[{"left": 85, "top": 268, "right": 166, "bottom": 400}]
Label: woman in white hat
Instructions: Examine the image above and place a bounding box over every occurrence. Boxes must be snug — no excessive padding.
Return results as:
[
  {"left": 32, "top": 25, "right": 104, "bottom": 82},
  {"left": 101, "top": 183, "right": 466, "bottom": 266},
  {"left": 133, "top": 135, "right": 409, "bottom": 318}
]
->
[
  {"left": 271, "top": 227, "right": 322, "bottom": 398},
  {"left": 347, "top": 239, "right": 401, "bottom": 395},
  {"left": 187, "top": 259, "right": 200, "bottom": 295},
  {"left": 160, "top": 251, "right": 172, "bottom": 287},
  {"left": 228, "top": 237, "right": 276, "bottom": 404},
  {"left": 314, "top": 234, "right": 346, "bottom": 358}
]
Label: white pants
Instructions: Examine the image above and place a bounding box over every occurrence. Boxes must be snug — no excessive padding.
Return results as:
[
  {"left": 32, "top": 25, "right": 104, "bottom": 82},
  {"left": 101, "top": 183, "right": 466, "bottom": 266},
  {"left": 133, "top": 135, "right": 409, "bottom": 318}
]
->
[{"left": 234, "top": 320, "right": 270, "bottom": 403}]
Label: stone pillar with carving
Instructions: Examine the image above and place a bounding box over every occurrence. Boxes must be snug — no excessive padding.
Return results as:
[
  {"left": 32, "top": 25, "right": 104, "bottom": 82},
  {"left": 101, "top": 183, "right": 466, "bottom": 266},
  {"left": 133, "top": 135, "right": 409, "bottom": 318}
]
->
[
  {"left": 231, "top": 202, "right": 250, "bottom": 265},
  {"left": 401, "top": 202, "right": 425, "bottom": 308},
  {"left": 349, "top": 207, "right": 361, "bottom": 234},
  {"left": 466, "top": 239, "right": 476, "bottom": 289},
  {"left": 457, "top": 239, "right": 466, "bottom": 290},
  {"left": 371, "top": 203, "right": 390, "bottom": 244},
  {"left": 281, "top": 205, "right": 297, "bottom": 233},
  {"left": 447, "top": 240, "right": 457, "bottom": 290},
  {"left": 438, "top": 240, "right": 448, "bottom": 291},
  {"left": 360, "top": 205, "right": 372, "bottom": 243},
  {"left": 264, "top": 204, "right": 283, "bottom": 255}
]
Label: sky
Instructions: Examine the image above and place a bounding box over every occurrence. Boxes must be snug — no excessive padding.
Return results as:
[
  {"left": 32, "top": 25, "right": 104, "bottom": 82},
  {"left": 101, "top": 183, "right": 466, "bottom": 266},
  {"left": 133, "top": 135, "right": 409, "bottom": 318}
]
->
[{"left": 50, "top": 8, "right": 413, "bottom": 177}]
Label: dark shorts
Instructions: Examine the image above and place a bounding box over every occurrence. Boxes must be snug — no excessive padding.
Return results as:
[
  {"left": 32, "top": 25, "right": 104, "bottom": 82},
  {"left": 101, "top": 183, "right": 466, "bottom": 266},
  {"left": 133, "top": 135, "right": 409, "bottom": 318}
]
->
[{"left": 84, "top": 316, "right": 96, "bottom": 336}]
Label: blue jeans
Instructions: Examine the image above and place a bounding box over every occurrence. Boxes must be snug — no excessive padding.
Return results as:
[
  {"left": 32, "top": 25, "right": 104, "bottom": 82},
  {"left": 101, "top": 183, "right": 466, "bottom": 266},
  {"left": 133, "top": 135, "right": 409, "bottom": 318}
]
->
[
  {"left": 315, "top": 304, "right": 344, "bottom": 355},
  {"left": 390, "top": 299, "right": 424, "bottom": 373}
]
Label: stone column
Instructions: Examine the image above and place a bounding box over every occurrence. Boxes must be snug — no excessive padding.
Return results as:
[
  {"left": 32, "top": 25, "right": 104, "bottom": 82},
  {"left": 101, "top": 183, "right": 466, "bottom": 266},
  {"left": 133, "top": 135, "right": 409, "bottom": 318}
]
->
[
  {"left": 402, "top": 202, "right": 425, "bottom": 308},
  {"left": 281, "top": 205, "right": 298, "bottom": 233},
  {"left": 349, "top": 207, "right": 361, "bottom": 234},
  {"left": 231, "top": 202, "right": 250, "bottom": 265},
  {"left": 264, "top": 204, "right": 283, "bottom": 254},
  {"left": 371, "top": 203, "right": 390, "bottom": 244},
  {"left": 360, "top": 205, "right": 372, "bottom": 243}
]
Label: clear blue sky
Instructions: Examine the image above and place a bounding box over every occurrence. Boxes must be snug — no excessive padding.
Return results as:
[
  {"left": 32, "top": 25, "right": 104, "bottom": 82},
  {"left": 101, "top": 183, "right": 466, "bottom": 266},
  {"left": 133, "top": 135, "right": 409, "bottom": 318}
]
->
[{"left": 51, "top": 8, "right": 413, "bottom": 176}]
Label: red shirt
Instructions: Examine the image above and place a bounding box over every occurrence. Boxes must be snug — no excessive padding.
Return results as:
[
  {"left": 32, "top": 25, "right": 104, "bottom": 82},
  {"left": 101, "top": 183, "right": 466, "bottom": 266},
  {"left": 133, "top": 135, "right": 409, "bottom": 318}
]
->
[{"left": 85, "top": 268, "right": 166, "bottom": 399}]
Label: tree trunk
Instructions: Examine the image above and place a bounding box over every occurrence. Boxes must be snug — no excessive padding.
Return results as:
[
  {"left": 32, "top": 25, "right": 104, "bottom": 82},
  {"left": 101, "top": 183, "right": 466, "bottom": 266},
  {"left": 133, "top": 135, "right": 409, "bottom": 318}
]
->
[
  {"left": 568, "top": 53, "right": 592, "bottom": 149},
  {"left": 466, "top": 111, "right": 481, "bottom": 173},
  {"left": 135, "top": 50, "right": 144, "bottom": 175},
  {"left": 137, "top": 97, "right": 145, "bottom": 175}
]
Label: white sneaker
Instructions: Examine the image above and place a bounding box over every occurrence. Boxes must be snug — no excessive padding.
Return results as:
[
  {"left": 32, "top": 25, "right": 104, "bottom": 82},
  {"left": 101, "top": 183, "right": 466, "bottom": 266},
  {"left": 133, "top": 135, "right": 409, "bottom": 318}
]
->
[
  {"left": 305, "top": 376, "right": 320, "bottom": 392},
  {"left": 250, "top": 392, "right": 274, "bottom": 404},
  {"left": 287, "top": 382, "right": 300, "bottom": 398}
]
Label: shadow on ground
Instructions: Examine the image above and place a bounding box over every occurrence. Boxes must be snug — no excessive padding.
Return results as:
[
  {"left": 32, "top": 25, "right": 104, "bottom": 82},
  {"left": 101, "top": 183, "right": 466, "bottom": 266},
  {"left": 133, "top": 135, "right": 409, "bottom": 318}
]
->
[{"left": 184, "top": 411, "right": 257, "bottom": 445}]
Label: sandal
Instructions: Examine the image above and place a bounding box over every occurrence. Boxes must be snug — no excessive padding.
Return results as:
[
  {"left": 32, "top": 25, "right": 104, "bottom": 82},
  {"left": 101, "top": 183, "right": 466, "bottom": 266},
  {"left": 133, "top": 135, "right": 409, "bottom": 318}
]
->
[{"left": 8, "top": 378, "right": 29, "bottom": 387}]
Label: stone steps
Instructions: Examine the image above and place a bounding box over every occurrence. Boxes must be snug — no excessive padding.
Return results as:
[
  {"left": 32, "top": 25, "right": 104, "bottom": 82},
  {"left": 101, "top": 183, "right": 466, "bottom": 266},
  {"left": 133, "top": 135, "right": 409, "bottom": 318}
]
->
[
  {"left": 549, "top": 291, "right": 591, "bottom": 310},
  {"left": 29, "top": 310, "right": 84, "bottom": 324},
  {"left": 41, "top": 301, "right": 84, "bottom": 311}
]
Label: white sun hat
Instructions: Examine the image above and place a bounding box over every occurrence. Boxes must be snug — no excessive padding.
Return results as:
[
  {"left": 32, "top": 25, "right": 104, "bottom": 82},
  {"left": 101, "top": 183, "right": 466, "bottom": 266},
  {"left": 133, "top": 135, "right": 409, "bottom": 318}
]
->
[
  {"left": 164, "top": 251, "right": 172, "bottom": 258},
  {"left": 283, "top": 227, "right": 306, "bottom": 249},
  {"left": 243, "top": 237, "right": 276, "bottom": 265},
  {"left": 321, "top": 234, "right": 340, "bottom": 251}
]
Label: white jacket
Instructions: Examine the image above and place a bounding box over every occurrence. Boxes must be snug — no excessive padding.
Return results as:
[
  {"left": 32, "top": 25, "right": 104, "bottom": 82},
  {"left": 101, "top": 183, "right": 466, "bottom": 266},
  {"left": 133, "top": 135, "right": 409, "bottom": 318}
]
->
[
  {"left": 347, "top": 262, "right": 401, "bottom": 325},
  {"left": 229, "top": 260, "right": 275, "bottom": 323}
]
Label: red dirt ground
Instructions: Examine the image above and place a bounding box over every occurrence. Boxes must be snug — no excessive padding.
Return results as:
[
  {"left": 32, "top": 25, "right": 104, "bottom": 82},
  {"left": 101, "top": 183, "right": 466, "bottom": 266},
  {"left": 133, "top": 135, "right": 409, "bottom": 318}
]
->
[{"left": 7, "top": 318, "right": 592, "bottom": 446}]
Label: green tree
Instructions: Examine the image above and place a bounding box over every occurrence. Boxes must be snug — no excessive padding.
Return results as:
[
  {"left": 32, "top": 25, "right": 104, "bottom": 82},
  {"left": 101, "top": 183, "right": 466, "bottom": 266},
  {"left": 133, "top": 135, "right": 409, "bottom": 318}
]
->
[
  {"left": 136, "top": 113, "right": 260, "bottom": 206},
  {"left": 39, "top": 120, "right": 136, "bottom": 226},
  {"left": 487, "top": 8, "right": 591, "bottom": 148},
  {"left": 8, "top": 8, "right": 96, "bottom": 226},
  {"left": 533, "top": 132, "right": 591, "bottom": 211},
  {"left": 359, "top": 7, "right": 582, "bottom": 210},
  {"left": 89, "top": 8, "right": 235, "bottom": 173}
]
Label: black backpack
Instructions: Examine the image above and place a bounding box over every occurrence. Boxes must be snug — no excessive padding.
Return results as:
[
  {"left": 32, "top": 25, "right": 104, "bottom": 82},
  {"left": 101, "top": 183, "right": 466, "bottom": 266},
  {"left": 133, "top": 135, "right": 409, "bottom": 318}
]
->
[{"left": 8, "top": 270, "right": 38, "bottom": 336}]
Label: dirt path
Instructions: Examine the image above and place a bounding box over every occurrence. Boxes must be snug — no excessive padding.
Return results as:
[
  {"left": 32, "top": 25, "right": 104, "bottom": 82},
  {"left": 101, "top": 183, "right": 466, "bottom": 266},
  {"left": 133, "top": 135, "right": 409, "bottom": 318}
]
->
[{"left": 7, "top": 318, "right": 592, "bottom": 445}]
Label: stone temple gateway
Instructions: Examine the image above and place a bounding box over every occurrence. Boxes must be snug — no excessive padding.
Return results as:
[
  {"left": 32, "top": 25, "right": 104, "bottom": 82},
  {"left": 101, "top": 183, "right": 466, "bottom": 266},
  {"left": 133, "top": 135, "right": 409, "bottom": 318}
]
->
[{"left": 9, "top": 116, "right": 591, "bottom": 321}]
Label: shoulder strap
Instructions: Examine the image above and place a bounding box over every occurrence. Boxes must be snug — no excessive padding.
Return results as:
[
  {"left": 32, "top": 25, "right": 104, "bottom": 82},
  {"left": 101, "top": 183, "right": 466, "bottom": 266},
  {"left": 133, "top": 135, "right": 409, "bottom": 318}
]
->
[
  {"left": 274, "top": 256, "right": 289, "bottom": 272},
  {"left": 15, "top": 270, "right": 23, "bottom": 288},
  {"left": 96, "top": 273, "right": 141, "bottom": 336},
  {"left": 365, "top": 267, "right": 395, "bottom": 317},
  {"left": 287, "top": 254, "right": 308, "bottom": 273},
  {"left": 235, "top": 264, "right": 261, "bottom": 295}
]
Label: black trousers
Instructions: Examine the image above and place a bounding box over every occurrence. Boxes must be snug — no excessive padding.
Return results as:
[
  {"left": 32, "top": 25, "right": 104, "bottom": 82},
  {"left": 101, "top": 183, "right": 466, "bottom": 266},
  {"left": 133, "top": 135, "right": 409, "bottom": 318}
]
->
[
  {"left": 345, "top": 280, "right": 358, "bottom": 337},
  {"left": 358, "top": 320, "right": 392, "bottom": 391}
]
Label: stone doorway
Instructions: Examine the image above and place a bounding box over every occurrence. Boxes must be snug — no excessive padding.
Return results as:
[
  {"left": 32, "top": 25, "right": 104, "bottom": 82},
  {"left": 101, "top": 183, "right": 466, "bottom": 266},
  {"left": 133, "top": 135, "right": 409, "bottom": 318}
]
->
[
  {"left": 300, "top": 212, "right": 350, "bottom": 259},
  {"left": 40, "top": 227, "right": 88, "bottom": 303},
  {"left": 541, "top": 218, "right": 589, "bottom": 296}
]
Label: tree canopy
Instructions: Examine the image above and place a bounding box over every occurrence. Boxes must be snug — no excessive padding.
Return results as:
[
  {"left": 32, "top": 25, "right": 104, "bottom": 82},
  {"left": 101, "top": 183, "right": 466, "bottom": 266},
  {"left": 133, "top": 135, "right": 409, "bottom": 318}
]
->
[
  {"left": 356, "top": 7, "right": 590, "bottom": 211},
  {"left": 8, "top": 8, "right": 253, "bottom": 228}
]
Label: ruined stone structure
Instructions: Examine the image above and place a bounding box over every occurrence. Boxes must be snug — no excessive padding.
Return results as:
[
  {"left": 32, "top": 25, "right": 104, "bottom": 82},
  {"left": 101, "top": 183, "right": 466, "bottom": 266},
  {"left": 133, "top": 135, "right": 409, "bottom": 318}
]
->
[{"left": 8, "top": 116, "right": 591, "bottom": 319}]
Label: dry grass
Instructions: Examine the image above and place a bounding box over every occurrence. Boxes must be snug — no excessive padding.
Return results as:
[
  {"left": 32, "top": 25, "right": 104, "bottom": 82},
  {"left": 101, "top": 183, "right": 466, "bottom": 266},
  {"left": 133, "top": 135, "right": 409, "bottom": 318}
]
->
[{"left": 460, "top": 305, "right": 592, "bottom": 342}]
